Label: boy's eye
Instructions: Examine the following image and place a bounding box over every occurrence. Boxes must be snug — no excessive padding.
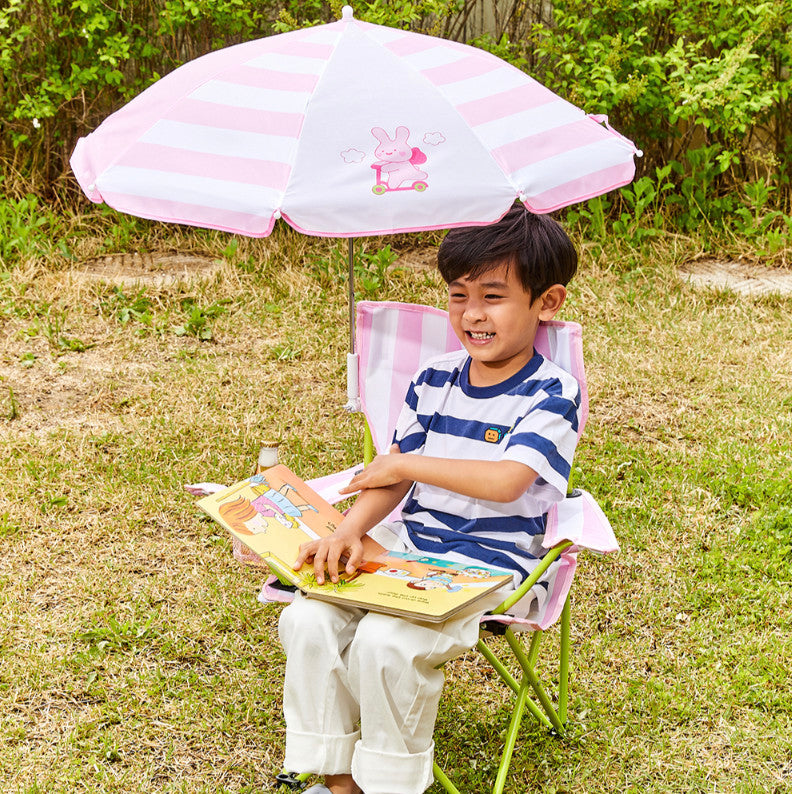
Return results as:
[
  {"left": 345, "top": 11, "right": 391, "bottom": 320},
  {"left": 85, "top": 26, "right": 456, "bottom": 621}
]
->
[{"left": 485, "top": 293, "right": 504, "bottom": 300}]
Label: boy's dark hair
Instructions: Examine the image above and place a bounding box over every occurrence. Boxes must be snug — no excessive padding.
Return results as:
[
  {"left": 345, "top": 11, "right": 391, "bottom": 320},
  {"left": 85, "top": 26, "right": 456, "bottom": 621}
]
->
[{"left": 437, "top": 204, "right": 577, "bottom": 301}]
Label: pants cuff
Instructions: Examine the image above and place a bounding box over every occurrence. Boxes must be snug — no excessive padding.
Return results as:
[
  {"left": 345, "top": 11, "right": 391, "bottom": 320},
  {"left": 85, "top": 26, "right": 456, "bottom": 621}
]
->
[
  {"left": 284, "top": 728, "right": 360, "bottom": 776},
  {"left": 351, "top": 740, "right": 435, "bottom": 794}
]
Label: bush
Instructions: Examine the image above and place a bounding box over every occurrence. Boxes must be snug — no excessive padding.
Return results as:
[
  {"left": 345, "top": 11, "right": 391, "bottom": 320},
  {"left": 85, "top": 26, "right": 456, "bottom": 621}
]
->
[{"left": 529, "top": 0, "right": 792, "bottom": 222}]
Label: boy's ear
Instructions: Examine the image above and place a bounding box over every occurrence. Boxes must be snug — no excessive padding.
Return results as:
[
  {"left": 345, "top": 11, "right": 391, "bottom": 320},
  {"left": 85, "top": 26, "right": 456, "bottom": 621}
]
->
[{"left": 537, "top": 284, "right": 567, "bottom": 320}]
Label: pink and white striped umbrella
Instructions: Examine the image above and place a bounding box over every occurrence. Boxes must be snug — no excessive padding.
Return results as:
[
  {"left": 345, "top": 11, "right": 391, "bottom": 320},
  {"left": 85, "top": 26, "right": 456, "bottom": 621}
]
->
[{"left": 71, "top": 6, "right": 640, "bottom": 238}]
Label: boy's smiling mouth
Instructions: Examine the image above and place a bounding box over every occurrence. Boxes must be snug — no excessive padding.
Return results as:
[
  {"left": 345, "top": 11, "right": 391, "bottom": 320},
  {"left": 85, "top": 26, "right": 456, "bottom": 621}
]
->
[{"left": 468, "top": 331, "right": 495, "bottom": 340}]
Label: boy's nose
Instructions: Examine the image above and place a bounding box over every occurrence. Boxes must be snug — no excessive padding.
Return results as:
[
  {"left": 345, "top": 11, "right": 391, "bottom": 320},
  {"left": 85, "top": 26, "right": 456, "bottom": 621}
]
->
[{"left": 463, "top": 301, "right": 487, "bottom": 322}]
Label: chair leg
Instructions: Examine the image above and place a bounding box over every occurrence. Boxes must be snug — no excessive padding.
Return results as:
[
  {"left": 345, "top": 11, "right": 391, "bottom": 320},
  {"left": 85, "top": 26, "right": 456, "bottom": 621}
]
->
[
  {"left": 558, "top": 595, "right": 571, "bottom": 726},
  {"left": 505, "top": 629, "right": 565, "bottom": 735},
  {"left": 477, "top": 638, "right": 519, "bottom": 694},
  {"left": 434, "top": 608, "right": 571, "bottom": 794},
  {"left": 493, "top": 682, "right": 530, "bottom": 794},
  {"left": 477, "top": 638, "right": 555, "bottom": 732},
  {"left": 432, "top": 761, "right": 462, "bottom": 794},
  {"left": 526, "top": 629, "right": 542, "bottom": 668},
  {"left": 438, "top": 613, "right": 574, "bottom": 793}
]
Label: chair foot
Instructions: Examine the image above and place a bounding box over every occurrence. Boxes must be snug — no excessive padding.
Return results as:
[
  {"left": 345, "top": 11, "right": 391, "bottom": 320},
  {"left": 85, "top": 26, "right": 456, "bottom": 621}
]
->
[{"left": 275, "top": 771, "right": 308, "bottom": 790}]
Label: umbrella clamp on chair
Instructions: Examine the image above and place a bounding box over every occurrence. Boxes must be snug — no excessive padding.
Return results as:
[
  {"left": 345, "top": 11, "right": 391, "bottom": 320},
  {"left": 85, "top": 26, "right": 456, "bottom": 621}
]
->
[{"left": 269, "top": 301, "right": 618, "bottom": 794}]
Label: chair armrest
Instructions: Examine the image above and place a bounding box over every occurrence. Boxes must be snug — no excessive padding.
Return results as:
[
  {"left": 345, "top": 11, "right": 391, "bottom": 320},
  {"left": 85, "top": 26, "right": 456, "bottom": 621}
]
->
[
  {"left": 543, "top": 489, "right": 619, "bottom": 554},
  {"left": 306, "top": 463, "right": 364, "bottom": 505},
  {"left": 184, "top": 463, "right": 365, "bottom": 505}
]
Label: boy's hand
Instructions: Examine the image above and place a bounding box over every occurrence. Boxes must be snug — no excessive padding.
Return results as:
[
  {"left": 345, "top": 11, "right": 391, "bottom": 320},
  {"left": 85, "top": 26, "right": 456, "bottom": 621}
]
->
[
  {"left": 293, "top": 529, "right": 365, "bottom": 585},
  {"left": 338, "top": 445, "right": 407, "bottom": 495}
]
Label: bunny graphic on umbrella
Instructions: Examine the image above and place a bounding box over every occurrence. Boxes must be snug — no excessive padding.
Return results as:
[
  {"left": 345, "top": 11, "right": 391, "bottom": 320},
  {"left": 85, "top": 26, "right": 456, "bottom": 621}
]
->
[{"left": 370, "top": 126, "right": 428, "bottom": 194}]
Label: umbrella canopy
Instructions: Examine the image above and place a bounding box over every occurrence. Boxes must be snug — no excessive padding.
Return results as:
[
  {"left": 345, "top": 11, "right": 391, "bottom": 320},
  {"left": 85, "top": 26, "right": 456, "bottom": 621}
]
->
[{"left": 71, "top": 6, "right": 640, "bottom": 239}]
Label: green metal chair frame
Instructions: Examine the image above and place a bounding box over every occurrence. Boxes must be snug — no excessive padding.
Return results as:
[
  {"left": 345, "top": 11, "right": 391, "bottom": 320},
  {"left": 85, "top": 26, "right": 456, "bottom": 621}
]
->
[{"left": 432, "top": 539, "right": 574, "bottom": 794}]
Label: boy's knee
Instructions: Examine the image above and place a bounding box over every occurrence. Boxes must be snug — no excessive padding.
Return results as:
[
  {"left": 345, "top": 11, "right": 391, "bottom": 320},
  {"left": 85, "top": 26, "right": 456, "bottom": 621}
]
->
[
  {"left": 351, "top": 612, "right": 480, "bottom": 674},
  {"left": 279, "top": 597, "right": 331, "bottom": 648},
  {"left": 350, "top": 613, "right": 425, "bottom": 667},
  {"left": 279, "top": 595, "right": 363, "bottom": 654}
]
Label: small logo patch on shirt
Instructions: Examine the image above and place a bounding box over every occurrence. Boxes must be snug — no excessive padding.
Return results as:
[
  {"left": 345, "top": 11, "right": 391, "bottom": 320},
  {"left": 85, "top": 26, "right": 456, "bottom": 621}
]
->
[{"left": 484, "top": 426, "right": 504, "bottom": 443}]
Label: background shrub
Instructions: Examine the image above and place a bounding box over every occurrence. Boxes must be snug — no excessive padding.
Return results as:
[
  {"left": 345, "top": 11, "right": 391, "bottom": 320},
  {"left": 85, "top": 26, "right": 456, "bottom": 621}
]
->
[{"left": 529, "top": 0, "right": 792, "bottom": 227}]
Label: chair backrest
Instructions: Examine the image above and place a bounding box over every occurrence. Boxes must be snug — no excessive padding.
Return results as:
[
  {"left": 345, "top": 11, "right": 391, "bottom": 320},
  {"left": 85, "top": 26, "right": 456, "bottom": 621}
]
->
[{"left": 355, "top": 300, "right": 589, "bottom": 455}]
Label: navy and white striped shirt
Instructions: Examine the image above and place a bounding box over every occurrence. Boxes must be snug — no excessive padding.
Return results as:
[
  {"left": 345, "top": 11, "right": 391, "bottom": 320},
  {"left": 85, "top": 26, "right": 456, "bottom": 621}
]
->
[{"left": 393, "top": 348, "right": 581, "bottom": 580}]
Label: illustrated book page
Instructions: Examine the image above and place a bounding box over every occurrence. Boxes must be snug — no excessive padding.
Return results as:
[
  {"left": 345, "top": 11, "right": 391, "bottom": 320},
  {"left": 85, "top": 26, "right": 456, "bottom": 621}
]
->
[{"left": 197, "top": 464, "right": 512, "bottom": 621}]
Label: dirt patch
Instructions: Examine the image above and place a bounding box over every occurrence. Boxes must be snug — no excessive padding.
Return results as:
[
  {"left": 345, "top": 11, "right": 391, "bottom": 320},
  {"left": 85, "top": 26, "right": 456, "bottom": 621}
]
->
[
  {"left": 76, "top": 251, "right": 222, "bottom": 288},
  {"left": 681, "top": 259, "right": 792, "bottom": 296},
  {"left": 395, "top": 246, "right": 438, "bottom": 271},
  {"left": 0, "top": 345, "right": 158, "bottom": 435}
]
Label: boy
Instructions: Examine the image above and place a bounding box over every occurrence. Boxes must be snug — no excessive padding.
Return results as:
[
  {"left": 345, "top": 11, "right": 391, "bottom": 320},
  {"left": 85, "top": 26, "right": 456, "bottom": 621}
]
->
[{"left": 280, "top": 205, "right": 580, "bottom": 794}]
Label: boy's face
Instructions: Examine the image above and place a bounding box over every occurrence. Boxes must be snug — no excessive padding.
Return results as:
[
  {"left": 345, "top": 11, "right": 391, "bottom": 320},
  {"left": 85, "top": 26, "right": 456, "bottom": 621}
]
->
[{"left": 448, "top": 262, "right": 564, "bottom": 387}]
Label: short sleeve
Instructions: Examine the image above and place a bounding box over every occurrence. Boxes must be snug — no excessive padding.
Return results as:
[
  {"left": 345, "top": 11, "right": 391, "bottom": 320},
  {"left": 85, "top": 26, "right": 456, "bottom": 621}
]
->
[
  {"left": 392, "top": 377, "right": 428, "bottom": 454},
  {"left": 501, "top": 382, "right": 581, "bottom": 499}
]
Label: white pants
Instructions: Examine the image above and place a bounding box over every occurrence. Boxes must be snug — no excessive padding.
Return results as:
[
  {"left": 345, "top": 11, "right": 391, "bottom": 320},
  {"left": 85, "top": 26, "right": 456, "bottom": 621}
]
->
[{"left": 278, "top": 590, "right": 505, "bottom": 794}]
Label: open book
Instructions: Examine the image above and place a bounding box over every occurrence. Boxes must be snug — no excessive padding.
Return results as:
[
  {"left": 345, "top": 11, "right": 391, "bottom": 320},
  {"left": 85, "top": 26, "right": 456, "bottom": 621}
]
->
[{"left": 197, "top": 464, "right": 512, "bottom": 622}]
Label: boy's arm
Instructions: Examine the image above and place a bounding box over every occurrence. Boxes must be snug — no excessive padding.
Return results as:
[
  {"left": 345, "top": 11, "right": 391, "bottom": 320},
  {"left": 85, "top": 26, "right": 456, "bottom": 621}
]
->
[
  {"left": 339, "top": 447, "right": 538, "bottom": 504},
  {"left": 293, "top": 477, "right": 412, "bottom": 584}
]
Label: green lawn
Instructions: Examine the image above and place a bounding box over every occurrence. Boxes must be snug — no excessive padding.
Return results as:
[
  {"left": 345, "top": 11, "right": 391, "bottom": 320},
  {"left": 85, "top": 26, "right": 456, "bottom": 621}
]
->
[{"left": 0, "top": 226, "right": 790, "bottom": 792}]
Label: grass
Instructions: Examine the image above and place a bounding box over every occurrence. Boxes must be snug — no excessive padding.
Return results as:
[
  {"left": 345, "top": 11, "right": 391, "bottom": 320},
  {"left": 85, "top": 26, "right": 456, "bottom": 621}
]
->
[{"left": 0, "top": 217, "right": 791, "bottom": 792}]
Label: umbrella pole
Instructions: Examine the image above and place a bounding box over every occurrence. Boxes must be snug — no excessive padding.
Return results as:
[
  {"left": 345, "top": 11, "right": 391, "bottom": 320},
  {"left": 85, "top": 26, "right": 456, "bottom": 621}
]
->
[
  {"left": 347, "top": 238, "right": 374, "bottom": 462},
  {"left": 344, "top": 238, "right": 362, "bottom": 414}
]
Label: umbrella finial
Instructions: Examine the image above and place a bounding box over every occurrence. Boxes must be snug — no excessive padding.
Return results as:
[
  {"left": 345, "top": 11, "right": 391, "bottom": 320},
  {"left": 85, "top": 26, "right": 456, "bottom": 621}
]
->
[{"left": 341, "top": 5, "right": 354, "bottom": 20}]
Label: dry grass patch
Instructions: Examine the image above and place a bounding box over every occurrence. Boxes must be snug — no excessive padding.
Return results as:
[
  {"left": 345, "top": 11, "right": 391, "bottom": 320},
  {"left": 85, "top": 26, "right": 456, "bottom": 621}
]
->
[
  {"left": 78, "top": 251, "right": 223, "bottom": 289},
  {"left": 681, "top": 257, "right": 792, "bottom": 296}
]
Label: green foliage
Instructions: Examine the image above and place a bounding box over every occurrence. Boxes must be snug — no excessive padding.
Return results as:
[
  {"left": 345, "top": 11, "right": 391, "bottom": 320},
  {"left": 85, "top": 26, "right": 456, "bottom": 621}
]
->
[
  {"left": 2, "top": 0, "right": 791, "bottom": 242},
  {"left": 354, "top": 244, "right": 400, "bottom": 296},
  {"left": 307, "top": 242, "right": 400, "bottom": 296},
  {"left": 0, "top": 513, "right": 22, "bottom": 536},
  {"left": 32, "top": 306, "right": 93, "bottom": 353},
  {"left": 102, "top": 286, "right": 155, "bottom": 327},
  {"left": 0, "top": 190, "right": 61, "bottom": 268},
  {"left": 78, "top": 612, "right": 159, "bottom": 655},
  {"left": 4, "top": 387, "right": 20, "bottom": 421},
  {"left": 274, "top": 0, "right": 463, "bottom": 33},
  {"left": 172, "top": 297, "right": 228, "bottom": 340}
]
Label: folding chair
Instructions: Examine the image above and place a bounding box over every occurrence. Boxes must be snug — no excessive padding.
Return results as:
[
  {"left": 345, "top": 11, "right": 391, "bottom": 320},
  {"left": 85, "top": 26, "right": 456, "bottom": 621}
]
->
[{"left": 271, "top": 301, "right": 618, "bottom": 794}]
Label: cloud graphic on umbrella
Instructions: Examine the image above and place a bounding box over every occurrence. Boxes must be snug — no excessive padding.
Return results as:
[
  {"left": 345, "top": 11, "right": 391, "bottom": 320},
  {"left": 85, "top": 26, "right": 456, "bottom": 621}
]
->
[
  {"left": 341, "top": 148, "right": 366, "bottom": 164},
  {"left": 423, "top": 132, "right": 446, "bottom": 146}
]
